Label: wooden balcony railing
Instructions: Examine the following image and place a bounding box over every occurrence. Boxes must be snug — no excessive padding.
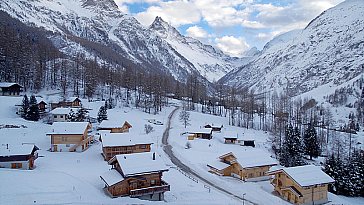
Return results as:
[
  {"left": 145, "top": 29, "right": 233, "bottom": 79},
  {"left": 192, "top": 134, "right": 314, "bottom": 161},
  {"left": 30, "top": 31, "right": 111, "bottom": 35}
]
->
[
  {"left": 130, "top": 181, "right": 170, "bottom": 197},
  {"left": 69, "top": 135, "right": 93, "bottom": 152}
]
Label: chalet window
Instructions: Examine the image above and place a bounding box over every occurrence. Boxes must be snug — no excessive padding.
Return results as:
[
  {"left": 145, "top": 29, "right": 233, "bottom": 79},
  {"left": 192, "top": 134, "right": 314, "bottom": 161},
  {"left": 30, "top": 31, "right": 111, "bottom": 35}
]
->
[
  {"left": 140, "top": 144, "right": 146, "bottom": 149},
  {"left": 151, "top": 179, "right": 156, "bottom": 186},
  {"left": 60, "top": 115, "right": 63, "bottom": 118},
  {"left": 54, "top": 115, "right": 57, "bottom": 118},
  {"left": 62, "top": 137, "right": 67, "bottom": 142},
  {"left": 248, "top": 173, "right": 253, "bottom": 178},
  {"left": 11, "top": 163, "right": 22, "bottom": 169},
  {"left": 66, "top": 144, "right": 70, "bottom": 147}
]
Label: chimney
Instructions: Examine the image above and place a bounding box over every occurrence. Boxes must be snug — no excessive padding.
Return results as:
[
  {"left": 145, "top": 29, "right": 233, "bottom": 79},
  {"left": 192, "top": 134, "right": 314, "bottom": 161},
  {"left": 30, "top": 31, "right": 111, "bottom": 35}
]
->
[{"left": 153, "top": 152, "right": 156, "bottom": 160}]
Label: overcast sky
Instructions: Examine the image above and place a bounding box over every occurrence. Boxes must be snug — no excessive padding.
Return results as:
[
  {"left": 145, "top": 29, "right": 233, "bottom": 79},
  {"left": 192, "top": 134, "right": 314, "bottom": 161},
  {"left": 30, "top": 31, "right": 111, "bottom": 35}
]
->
[{"left": 114, "top": 0, "right": 344, "bottom": 57}]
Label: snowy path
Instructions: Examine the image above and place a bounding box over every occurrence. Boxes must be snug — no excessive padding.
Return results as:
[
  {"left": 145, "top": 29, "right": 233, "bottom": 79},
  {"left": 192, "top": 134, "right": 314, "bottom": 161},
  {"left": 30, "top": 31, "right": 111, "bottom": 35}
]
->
[{"left": 162, "top": 107, "right": 256, "bottom": 205}]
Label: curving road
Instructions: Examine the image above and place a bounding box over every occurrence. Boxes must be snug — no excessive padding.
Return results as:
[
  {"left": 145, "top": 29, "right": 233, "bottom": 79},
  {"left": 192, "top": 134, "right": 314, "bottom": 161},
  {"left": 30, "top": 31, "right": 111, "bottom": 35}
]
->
[{"left": 162, "top": 107, "right": 257, "bottom": 205}]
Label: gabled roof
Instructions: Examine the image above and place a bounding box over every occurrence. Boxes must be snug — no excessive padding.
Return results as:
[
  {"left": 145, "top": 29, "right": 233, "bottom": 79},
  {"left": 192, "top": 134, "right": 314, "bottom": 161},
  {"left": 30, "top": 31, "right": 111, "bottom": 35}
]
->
[
  {"left": 50, "top": 107, "right": 72, "bottom": 115},
  {"left": 0, "top": 82, "right": 22, "bottom": 88},
  {"left": 100, "top": 169, "right": 124, "bottom": 186},
  {"left": 47, "top": 122, "right": 90, "bottom": 135},
  {"left": 218, "top": 152, "right": 237, "bottom": 160},
  {"left": 101, "top": 132, "right": 153, "bottom": 147},
  {"left": 98, "top": 120, "right": 132, "bottom": 129},
  {"left": 0, "top": 144, "right": 38, "bottom": 157},
  {"left": 68, "top": 97, "right": 81, "bottom": 102},
  {"left": 235, "top": 150, "right": 277, "bottom": 168},
  {"left": 267, "top": 165, "right": 335, "bottom": 187},
  {"left": 207, "top": 160, "right": 230, "bottom": 171},
  {"left": 223, "top": 131, "right": 238, "bottom": 139},
  {"left": 205, "top": 124, "right": 223, "bottom": 128},
  {"left": 189, "top": 128, "right": 212, "bottom": 134},
  {"left": 109, "top": 152, "right": 168, "bottom": 177}
]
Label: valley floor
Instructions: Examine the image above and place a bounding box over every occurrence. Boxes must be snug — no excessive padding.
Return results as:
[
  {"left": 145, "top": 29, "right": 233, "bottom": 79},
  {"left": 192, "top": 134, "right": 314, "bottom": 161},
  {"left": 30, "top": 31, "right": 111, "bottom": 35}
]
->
[{"left": 0, "top": 96, "right": 363, "bottom": 205}]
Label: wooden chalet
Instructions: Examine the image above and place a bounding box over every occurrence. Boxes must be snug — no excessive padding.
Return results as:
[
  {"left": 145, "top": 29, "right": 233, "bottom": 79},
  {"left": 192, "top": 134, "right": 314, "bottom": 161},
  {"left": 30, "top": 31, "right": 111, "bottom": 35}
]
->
[
  {"left": 266, "top": 165, "right": 334, "bottom": 205},
  {"left": 98, "top": 120, "right": 132, "bottom": 133},
  {"left": 50, "top": 107, "right": 73, "bottom": 122},
  {"left": 0, "top": 144, "right": 39, "bottom": 169},
  {"left": 0, "top": 82, "right": 23, "bottom": 96},
  {"left": 38, "top": 100, "right": 47, "bottom": 113},
  {"left": 238, "top": 139, "right": 255, "bottom": 147},
  {"left": 223, "top": 131, "right": 238, "bottom": 144},
  {"left": 101, "top": 132, "right": 153, "bottom": 161},
  {"left": 50, "top": 97, "right": 81, "bottom": 110},
  {"left": 204, "top": 124, "right": 223, "bottom": 132},
  {"left": 100, "top": 152, "right": 170, "bottom": 201},
  {"left": 208, "top": 151, "right": 277, "bottom": 181},
  {"left": 47, "top": 122, "right": 92, "bottom": 152},
  {"left": 189, "top": 128, "right": 213, "bottom": 140}
]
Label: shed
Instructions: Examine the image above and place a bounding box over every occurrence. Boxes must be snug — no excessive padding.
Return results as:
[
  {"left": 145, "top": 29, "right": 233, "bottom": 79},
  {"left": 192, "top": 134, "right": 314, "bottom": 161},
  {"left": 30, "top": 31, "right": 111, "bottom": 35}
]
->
[{"left": 0, "top": 82, "right": 23, "bottom": 96}]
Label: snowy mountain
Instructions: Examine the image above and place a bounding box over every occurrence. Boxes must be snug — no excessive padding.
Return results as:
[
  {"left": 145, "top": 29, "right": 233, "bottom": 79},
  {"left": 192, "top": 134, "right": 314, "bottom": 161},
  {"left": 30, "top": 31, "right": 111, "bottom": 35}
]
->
[
  {"left": 220, "top": 0, "right": 364, "bottom": 96},
  {"left": 149, "top": 16, "right": 240, "bottom": 82},
  {"left": 0, "top": 0, "right": 226, "bottom": 83}
]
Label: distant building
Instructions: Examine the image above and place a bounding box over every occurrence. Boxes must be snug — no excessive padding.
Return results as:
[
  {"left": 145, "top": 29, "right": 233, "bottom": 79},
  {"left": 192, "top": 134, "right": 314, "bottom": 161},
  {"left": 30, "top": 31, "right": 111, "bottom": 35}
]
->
[
  {"left": 47, "top": 122, "right": 92, "bottom": 152},
  {"left": 100, "top": 152, "right": 170, "bottom": 201},
  {"left": 37, "top": 100, "right": 47, "bottom": 113},
  {"left": 101, "top": 132, "right": 153, "bottom": 161},
  {"left": 223, "top": 131, "right": 238, "bottom": 144},
  {"left": 208, "top": 151, "right": 277, "bottom": 181},
  {"left": 0, "top": 82, "right": 23, "bottom": 96},
  {"left": 266, "top": 165, "right": 334, "bottom": 205},
  {"left": 204, "top": 124, "right": 223, "bottom": 132},
  {"left": 50, "top": 97, "right": 81, "bottom": 110},
  {"left": 97, "top": 120, "right": 132, "bottom": 133},
  {"left": 50, "top": 107, "right": 74, "bottom": 122},
  {"left": 189, "top": 128, "right": 213, "bottom": 140},
  {"left": 0, "top": 144, "right": 39, "bottom": 169}
]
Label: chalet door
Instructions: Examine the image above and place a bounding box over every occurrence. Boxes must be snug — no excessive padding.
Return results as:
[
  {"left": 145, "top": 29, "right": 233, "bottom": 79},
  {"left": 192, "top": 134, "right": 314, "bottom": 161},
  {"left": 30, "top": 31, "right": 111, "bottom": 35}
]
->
[{"left": 53, "top": 145, "right": 57, "bottom": 152}]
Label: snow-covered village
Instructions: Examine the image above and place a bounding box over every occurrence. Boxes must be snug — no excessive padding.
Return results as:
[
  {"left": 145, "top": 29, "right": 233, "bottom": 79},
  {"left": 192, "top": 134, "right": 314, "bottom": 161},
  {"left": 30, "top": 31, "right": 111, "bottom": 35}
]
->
[{"left": 0, "top": 0, "right": 364, "bottom": 205}]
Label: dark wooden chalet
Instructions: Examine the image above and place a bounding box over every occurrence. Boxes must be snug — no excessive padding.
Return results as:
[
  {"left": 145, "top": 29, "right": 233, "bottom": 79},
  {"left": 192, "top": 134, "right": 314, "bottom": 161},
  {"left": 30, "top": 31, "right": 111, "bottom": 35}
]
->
[
  {"left": 100, "top": 152, "right": 170, "bottom": 201},
  {"left": 204, "top": 124, "right": 223, "bottom": 132},
  {"left": 38, "top": 100, "right": 47, "bottom": 112},
  {"left": 189, "top": 128, "right": 213, "bottom": 140},
  {"left": 0, "top": 82, "right": 23, "bottom": 96},
  {"left": 0, "top": 144, "right": 39, "bottom": 169},
  {"left": 50, "top": 97, "right": 81, "bottom": 110}
]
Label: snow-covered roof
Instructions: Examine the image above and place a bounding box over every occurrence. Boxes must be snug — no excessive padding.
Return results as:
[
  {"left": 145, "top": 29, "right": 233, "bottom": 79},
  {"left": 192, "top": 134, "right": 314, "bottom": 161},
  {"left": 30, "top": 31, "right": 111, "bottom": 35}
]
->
[
  {"left": 47, "top": 122, "right": 90, "bottom": 135},
  {"left": 189, "top": 128, "right": 212, "bottom": 134},
  {"left": 98, "top": 120, "right": 128, "bottom": 129},
  {"left": 207, "top": 160, "right": 230, "bottom": 170},
  {"left": 0, "top": 144, "right": 37, "bottom": 156},
  {"left": 223, "top": 131, "right": 238, "bottom": 139},
  {"left": 112, "top": 152, "right": 168, "bottom": 177},
  {"left": 68, "top": 97, "right": 80, "bottom": 102},
  {"left": 100, "top": 169, "right": 124, "bottom": 186},
  {"left": 50, "top": 107, "right": 72, "bottom": 115},
  {"left": 0, "top": 82, "right": 22, "bottom": 88},
  {"left": 101, "top": 133, "right": 153, "bottom": 147},
  {"left": 205, "top": 124, "right": 223, "bottom": 128},
  {"left": 234, "top": 150, "right": 277, "bottom": 168},
  {"left": 269, "top": 165, "right": 335, "bottom": 187}
]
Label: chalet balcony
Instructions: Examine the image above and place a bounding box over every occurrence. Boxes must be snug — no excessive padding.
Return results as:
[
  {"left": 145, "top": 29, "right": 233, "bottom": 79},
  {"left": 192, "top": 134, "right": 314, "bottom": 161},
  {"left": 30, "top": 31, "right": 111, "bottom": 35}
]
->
[{"left": 130, "top": 181, "right": 170, "bottom": 197}]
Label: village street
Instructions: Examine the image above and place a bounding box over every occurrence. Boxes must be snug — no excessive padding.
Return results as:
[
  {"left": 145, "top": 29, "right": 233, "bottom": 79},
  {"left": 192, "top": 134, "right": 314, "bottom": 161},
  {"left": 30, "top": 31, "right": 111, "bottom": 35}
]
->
[{"left": 162, "top": 107, "right": 256, "bottom": 205}]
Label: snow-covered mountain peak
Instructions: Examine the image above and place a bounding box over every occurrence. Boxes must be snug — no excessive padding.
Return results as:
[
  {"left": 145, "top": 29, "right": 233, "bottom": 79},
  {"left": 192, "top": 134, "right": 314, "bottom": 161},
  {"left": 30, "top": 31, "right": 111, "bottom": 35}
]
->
[
  {"left": 81, "top": 0, "right": 119, "bottom": 11},
  {"left": 149, "top": 16, "right": 183, "bottom": 40}
]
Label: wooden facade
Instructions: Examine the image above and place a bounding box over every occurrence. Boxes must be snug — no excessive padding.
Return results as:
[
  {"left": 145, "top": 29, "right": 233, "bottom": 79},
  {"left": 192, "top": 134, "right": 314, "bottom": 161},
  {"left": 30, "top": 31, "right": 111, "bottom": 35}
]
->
[
  {"left": 100, "top": 153, "right": 170, "bottom": 201},
  {"left": 0, "top": 145, "right": 39, "bottom": 170},
  {"left": 102, "top": 144, "right": 152, "bottom": 161},
  {"left": 98, "top": 121, "right": 132, "bottom": 133},
  {"left": 0, "top": 83, "right": 23, "bottom": 96},
  {"left": 47, "top": 122, "right": 92, "bottom": 152},
  {"left": 208, "top": 152, "right": 277, "bottom": 181},
  {"left": 267, "top": 166, "right": 334, "bottom": 205},
  {"left": 38, "top": 101, "right": 47, "bottom": 112},
  {"left": 204, "top": 124, "right": 223, "bottom": 132},
  {"left": 50, "top": 97, "right": 81, "bottom": 110}
]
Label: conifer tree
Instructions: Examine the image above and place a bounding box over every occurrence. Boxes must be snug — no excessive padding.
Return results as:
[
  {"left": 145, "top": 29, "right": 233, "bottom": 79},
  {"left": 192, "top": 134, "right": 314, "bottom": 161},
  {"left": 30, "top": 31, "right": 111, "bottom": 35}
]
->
[
  {"left": 21, "top": 94, "right": 29, "bottom": 119},
  {"left": 303, "top": 123, "right": 320, "bottom": 159},
  {"left": 280, "top": 124, "right": 305, "bottom": 167},
  {"left": 97, "top": 106, "right": 107, "bottom": 123},
  {"left": 27, "top": 95, "right": 39, "bottom": 121}
]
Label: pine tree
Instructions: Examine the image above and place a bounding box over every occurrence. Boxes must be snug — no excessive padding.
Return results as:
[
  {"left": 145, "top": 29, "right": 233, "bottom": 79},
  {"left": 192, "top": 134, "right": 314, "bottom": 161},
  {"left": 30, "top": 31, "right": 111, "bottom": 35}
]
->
[
  {"left": 303, "top": 123, "right": 320, "bottom": 159},
  {"left": 27, "top": 95, "right": 39, "bottom": 121},
  {"left": 97, "top": 106, "right": 107, "bottom": 123},
  {"left": 21, "top": 94, "right": 29, "bottom": 119},
  {"left": 179, "top": 109, "right": 191, "bottom": 128},
  {"left": 279, "top": 125, "right": 305, "bottom": 167},
  {"left": 68, "top": 109, "right": 77, "bottom": 122},
  {"left": 76, "top": 108, "right": 88, "bottom": 122},
  {"left": 345, "top": 150, "right": 364, "bottom": 196}
]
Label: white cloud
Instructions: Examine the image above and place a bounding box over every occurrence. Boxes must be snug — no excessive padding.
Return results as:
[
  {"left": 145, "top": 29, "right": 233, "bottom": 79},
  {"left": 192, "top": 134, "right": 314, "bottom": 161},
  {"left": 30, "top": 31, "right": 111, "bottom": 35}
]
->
[
  {"left": 134, "top": 1, "right": 201, "bottom": 27},
  {"left": 215, "top": 36, "right": 250, "bottom": 57},
  {"left": 186, "top": 26, "right": 208, "bottom": 39}
]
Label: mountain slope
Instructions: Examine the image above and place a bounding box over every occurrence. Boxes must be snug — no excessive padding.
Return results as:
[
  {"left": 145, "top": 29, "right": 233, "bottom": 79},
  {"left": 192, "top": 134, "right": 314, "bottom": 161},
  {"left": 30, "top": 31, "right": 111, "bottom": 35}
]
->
[
  {"left": 220, "top": 0, "right": 364, "bottom": 95},
  {"left": 149, "top": 16, "right": 240, "bottom": 82},
  {"left": 0, "top": 0, "right": 204, "bottom": 82}
]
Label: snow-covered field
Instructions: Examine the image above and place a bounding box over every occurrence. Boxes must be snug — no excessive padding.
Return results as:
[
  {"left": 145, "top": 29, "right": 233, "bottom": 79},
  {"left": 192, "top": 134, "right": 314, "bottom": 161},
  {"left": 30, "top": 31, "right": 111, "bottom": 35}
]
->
[{"left": 0, "top": 95, "right": 363, "bottom": 205}]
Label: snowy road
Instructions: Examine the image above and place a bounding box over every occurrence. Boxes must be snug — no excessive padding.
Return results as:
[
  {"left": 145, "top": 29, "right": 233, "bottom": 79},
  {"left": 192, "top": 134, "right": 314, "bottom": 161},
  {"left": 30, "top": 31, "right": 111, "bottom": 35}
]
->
[{"left": 162, "top": 107, "right": 257, "bottom": 205}]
